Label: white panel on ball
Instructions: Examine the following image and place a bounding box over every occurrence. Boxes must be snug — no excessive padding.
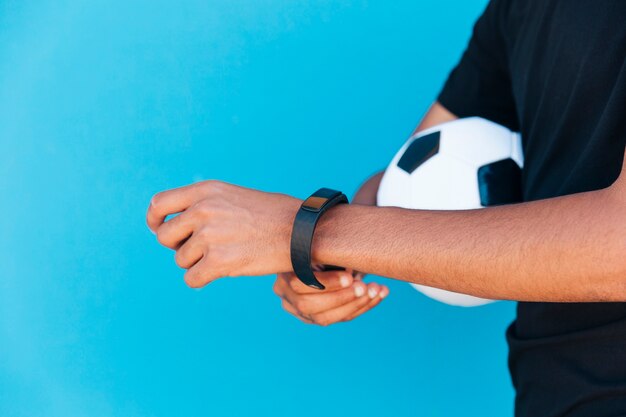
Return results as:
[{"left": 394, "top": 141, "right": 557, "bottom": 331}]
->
[
  {"left": 377, "top": 140, "right": 413, "bottom": 209},
  {"left": 437, "top": 117, "right": 513, "bottom": 167},
  {"left": 409, "top": 154, "right": 480, "bottom": 210},
  {"left": 377, "top": 117, "right": 523, "bottom": 307},
  {"left": 377, "top": 165, "right": 412, "bottom": 209}
]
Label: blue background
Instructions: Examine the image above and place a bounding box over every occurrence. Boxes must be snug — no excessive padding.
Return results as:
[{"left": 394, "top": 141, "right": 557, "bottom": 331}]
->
[{"left": 0, "top": 1, "right": 517, "bottom": 416}]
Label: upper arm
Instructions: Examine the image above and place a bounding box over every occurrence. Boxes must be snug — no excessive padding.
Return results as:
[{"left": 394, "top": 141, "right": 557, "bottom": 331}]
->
[
  {"left": 412, "top": 102, "right": 458, "bottom": 135},
  {"left": 609, "top": 148, "right": 626, "bottom": 199}
]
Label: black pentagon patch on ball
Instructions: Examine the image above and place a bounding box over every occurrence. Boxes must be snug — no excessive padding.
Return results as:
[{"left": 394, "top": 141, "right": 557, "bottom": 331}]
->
[
  {"left": 477, "top": 158, "right": 523, "bottom": 206},
  {"left": 397, "top": 131, "right": 440, "bottom": 174}
]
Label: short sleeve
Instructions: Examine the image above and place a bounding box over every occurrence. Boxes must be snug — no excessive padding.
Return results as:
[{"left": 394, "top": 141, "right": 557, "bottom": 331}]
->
[{"left": 437, "top": 0, "right": 519, "bottom": 131}]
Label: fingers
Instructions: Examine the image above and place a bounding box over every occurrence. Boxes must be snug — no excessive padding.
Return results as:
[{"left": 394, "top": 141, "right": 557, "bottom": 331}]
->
[
  {"left": 156, "top": 211, "right": 196, "bottom": 249},
  {"left": 307, "top": 282, "right": 384, "bottom": 326},
  {"left": 274, "top": 272, "right": 390, "bottom": 326},
  {"left": 184, "top": 255, "right": 222, "bottom": 288},
  {"left": 174, "top": 235, "right": 205, "bottom": 269},
  {"left": 282, "top": 280, "right": 369, "bottom": 315},
  {"left": 281, "top": 299, "right": 314, "bottom": 324},
  {"left": 146, "top": 181, "right": 215, "bottom": 232},
  {"left": 343, "top": 285, "right": 389, "bottom": 321},
  {"left": 284, "top": 270, "right": 354, "bottom": 294}
]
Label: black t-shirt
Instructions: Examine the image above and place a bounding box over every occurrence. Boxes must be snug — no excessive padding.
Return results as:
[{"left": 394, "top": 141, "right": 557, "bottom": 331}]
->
[{"left": 437, "top": 1, "right": 626, "bottom": 416}]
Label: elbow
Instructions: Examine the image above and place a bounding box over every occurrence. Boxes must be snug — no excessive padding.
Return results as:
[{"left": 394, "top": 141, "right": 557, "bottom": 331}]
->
[
  {"left": 598, "top": 185, "right": 626, "bottom": 301},
  {"left": 597, "top": 236, "right": 626, "bottom": 302},
  {"left": 579, "top": 188, "right": 626, "bottom": 302},
  {"left": 604, "top": 269, "right": 626, "bottom": 302},
  {"left": 609, "top": 255, "right": 626, "bottom": 301}
]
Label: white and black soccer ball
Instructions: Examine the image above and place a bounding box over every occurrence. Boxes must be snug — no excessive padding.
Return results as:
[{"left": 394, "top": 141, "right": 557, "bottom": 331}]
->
[{"left": 377, "top": 117, "right": 524, "bottom": 307}]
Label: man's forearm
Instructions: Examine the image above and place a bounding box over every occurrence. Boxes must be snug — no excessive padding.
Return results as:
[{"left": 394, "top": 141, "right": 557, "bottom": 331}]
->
[{"left": 313, "top": 181, "right": 626, "bottom": 302}]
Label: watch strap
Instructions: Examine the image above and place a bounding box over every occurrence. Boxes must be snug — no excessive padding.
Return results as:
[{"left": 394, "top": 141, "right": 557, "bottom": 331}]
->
[{"left": 290, "top": 188, "right": 348, "bottom": 290}]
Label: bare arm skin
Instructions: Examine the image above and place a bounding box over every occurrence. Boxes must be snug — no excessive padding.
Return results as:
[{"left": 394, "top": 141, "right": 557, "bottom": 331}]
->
[
  {"left": 313, "top": 161, "right": 626, "bottom": 302},
  {"left": 147, "top": 102, "right": 626, "bottom": 305}
]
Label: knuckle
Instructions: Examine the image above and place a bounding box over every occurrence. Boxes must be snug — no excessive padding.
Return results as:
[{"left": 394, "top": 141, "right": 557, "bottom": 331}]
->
[
  {"left": 288, "top": 275, "right": 303, "bottom": 291},
  {"left": 200, "top": 179, "right": 224, "bottom": 193},
  {"left": 184, "top": 268, "right": 210, "bottom": 288},
  {"left": 184, "top": 273, "right": 202, "bottom": 289},
  {"left": 272, "top": 280, "right": 281, "bottom": 296},
  {"left": 210, "top": 180, "right": 227, "bottom": 190},
  {"left": 192, "top": 200, "right": 213, "bottom": 217},
  {"left": 340, "top": 289, "right": 356, "bottom": 302},
  {"left": 357, "top": 297, "right": 371, "bottom": 308},
  {"left": 150, "top": 192, "right": 165, "bottom": 209},
  {"left": 156, "top": 229, "right": 169, "bottom": 246},
  {"left": 174, "top": 250, "right": 186, "bottom": 268},
  {"left": 195, "top": 226, "right": 212, "bottom": 240},
  {"left": 281, "top": 300, "right": 295, "bottom": 315},
  {"left": 293, "top": 298, "right": 308, "bottom": 314}
]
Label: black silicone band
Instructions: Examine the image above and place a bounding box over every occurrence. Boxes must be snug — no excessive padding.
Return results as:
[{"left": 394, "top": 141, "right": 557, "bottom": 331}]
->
[{"left": 290, "top": 188, "right": 348, "bottom": 290}]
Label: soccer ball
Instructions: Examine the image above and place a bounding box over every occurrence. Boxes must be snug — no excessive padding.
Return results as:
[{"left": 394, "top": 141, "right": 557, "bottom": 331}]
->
[{"left": 377, "top": 117, "right": 524, "bottom": 307}]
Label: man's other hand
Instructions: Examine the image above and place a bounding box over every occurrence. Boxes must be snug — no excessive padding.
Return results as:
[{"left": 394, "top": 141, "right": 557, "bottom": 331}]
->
[{"left": 273, "top": 270, "right": 389, "bottom": 326}]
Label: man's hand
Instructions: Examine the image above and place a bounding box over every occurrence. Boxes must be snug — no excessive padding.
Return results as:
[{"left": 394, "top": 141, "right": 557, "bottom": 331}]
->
[
  {"left": 273, "top": 270, "right": 389, "bottom": 326},
  {"left": 147, "top": 180, "right": 300, "bottom": 287}
]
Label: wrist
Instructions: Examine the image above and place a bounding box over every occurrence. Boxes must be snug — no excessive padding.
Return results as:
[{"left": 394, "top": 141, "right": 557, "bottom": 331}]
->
[
  {"left": 289, "top": 188, "right": 349, "bottom": 288},
  {"left": 310, "top": 203, "right": 357, "bottom": 267},
  {"left": 277, "top": 196, "right": 303, "bottom": 271}
]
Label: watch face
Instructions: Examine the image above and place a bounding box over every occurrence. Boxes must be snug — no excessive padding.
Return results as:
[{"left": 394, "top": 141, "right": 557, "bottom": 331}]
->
[{"left": 302, "top": 196, "right": 328, "bottom": 211}]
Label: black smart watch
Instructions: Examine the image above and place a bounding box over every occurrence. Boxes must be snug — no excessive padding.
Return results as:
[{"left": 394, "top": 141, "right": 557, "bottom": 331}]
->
[{"left": 290, "top": 188, "right": 348, "bottom": 290}]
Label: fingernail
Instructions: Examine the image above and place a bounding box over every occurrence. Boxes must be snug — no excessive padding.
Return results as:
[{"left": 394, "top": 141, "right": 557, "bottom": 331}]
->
[
  {"left": 368, "top": 287, "right": 379, "bottom": 299},
  {"left": 380, "top": 287, "right": 389, "bottom": 299},
  {"left": 339, "top": 274, "right": 351, "bottom": 288},
  {"left": 354, "top": 284, "right": 365, "bottom": 297}
]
